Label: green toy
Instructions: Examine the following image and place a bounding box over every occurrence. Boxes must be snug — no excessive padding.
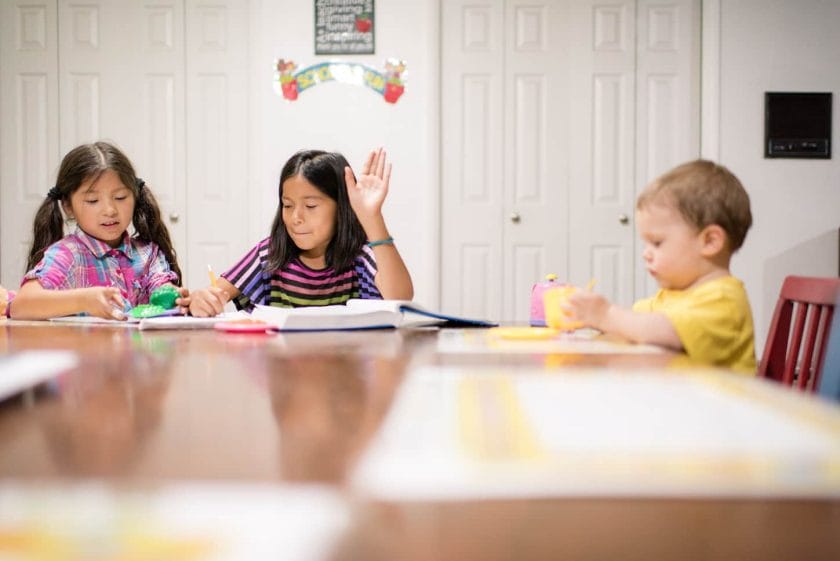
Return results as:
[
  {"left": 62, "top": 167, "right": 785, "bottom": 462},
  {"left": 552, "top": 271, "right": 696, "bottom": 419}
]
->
[
  {"left": 129, "top": 304, "right": 168, "bottom": 319},
  {"left": 149, "top": 285, "right": 179, "bottom": 309}
]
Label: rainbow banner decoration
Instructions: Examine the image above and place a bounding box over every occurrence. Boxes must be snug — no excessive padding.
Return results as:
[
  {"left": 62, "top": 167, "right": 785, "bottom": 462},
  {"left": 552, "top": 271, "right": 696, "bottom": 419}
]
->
[{"left": 274, "top": 59, "right": 406, "bottom": 104}]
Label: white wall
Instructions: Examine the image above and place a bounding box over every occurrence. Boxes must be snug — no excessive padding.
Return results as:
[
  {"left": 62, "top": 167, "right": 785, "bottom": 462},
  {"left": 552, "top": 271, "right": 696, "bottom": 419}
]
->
[
  {"left": 247, "top": 0, "right": 440, "bottom": 305},
  {"left": 716, "top": 0, "right": 840, "bottom": 352}
]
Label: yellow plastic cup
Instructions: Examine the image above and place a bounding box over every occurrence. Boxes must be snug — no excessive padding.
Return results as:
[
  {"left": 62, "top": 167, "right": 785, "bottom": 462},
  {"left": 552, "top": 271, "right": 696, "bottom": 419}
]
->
[{"left": 543, "top": 286, "right": 583, "bottom": 331}]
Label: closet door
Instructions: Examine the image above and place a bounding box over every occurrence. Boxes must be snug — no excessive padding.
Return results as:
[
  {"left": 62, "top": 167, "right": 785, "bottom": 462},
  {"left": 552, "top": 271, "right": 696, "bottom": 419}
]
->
[
  {"left": 501, "top": 1, "right": 570, "bottom": 322},
  {"left": 440, "top": 0, "right": 568, "bottom": 323},
  {"left": 184, "top": 0, "right": 249, "bottom": 288},
  {"left": 571, "top": 0, "right": 701, "bottom": 305},
  {"left": 441, "top": 0, "right": 699, "bottom": 322},
  {"left": 0, "top": 1, "right": 60, "bottom": 285},
  {"left": 440, "top": 0, "right": 505, "bottom": 321},
  {"left": 567, "top": 0, "right": 638, "bottom": 307},
  {"left": 57, "top": 0, "right": 187, "bottom": 266},
  {"left": 0, "top": 0, "right": 250, "bottom": 289},
  {"left": 633, "top": 0, "right": 701, "bottom": 298}
]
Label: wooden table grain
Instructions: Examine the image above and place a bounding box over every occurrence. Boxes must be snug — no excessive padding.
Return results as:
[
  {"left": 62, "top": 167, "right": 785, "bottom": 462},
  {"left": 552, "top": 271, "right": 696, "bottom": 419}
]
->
[{"left": 1, "top": 322, "right": 838, "bottom": 560}]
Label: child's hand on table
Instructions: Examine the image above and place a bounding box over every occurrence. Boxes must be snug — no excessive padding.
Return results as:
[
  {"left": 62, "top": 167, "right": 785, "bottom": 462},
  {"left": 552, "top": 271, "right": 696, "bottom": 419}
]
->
[
  {"left": 82, "top": 287, "right": 130, "bottom": 320},
  {"left": 189, "top": 287, "right": 228, "bottom": 318},
  {"left": 567, "top": 291, "right": 611, "bottom": 331}
]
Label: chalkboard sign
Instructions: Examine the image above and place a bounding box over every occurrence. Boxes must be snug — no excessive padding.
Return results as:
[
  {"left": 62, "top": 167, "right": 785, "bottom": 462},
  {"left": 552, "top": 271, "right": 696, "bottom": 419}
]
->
[{"left": 315, "top": 0, "right": 375, "bottom": 55}]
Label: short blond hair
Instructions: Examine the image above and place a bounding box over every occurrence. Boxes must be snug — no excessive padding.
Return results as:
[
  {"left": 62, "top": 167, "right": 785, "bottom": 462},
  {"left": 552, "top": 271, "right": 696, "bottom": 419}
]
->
[{"left": 637, "top": 160, "right": 752, "bottom": 251}]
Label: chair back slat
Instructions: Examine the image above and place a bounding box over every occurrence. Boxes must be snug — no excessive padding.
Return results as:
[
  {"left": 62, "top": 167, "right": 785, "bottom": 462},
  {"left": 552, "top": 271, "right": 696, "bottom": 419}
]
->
[
  {"left": 759, "top": 275, "right": 840, "bottom": 392},
  {"left": 796, "top": 305, "right": 824, "bottom": 390},
  {"left": 783, "top": 303, "right": 808, "bottom": 385},
  {"left": 814, "top": 308, "right": 835, "bottom": 388},
  {"left": 762, "top": 300, "right": 793, "bottom": 382}
]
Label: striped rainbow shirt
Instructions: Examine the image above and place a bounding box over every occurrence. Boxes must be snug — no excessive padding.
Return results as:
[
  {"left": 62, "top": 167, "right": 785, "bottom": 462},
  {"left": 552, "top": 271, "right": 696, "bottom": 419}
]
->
[{"left": 222, "top": 238, "right": 381, "bottom": 310}]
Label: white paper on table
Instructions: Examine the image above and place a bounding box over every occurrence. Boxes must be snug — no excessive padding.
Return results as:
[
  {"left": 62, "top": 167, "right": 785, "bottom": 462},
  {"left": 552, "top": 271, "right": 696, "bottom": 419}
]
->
[
  {"left": 436, "top": 328, "right": 665, "bottom": 354},
  {"left": 0, "top": 482, "right": 350, "bottom": 561},
  {"left": 0, "top": 351, "right": 78, "bottom": 401},
  {"left": 352, "top": 366, "right": 840, "bottom": 500}
]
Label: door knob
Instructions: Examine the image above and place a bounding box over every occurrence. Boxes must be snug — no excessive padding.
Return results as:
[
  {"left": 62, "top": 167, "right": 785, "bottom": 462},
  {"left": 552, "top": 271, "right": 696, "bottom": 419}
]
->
[
  {"left": 169, "top": 212, "right": 180, "bottom": 223},
  {"left": 510, "top": 212, "right": 521, "bottom": 224},
  {"left": 618, "top": 213, "right": 629, "bottom": 225}
]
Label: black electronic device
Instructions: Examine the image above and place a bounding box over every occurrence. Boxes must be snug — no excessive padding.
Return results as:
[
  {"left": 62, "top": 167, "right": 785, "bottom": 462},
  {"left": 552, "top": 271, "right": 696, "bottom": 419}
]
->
[{"left": 764, "top": 92, "right": 832, "bottom": 158}]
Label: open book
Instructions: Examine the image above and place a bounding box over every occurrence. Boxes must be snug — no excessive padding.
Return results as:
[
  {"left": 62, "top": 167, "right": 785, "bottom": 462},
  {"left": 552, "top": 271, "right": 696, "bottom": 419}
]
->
[{"left": 250, "top": 299, "right": 497, "bottom": 332}]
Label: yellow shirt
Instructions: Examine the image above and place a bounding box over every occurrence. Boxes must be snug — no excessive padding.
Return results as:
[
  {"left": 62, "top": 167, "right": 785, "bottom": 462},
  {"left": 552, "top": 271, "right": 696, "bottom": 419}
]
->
[{"left": 632, "top": 276, "right": 756, "bottom": 374}]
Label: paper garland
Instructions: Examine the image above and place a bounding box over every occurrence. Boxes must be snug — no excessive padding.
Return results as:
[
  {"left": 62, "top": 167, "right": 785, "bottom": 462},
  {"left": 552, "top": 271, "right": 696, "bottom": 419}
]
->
[{"left": 274, "top": 58, "right": 406, "bottom": 104}]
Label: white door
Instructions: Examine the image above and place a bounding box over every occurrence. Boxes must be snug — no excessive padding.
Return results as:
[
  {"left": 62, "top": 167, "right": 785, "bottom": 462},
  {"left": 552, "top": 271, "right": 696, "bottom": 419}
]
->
[
  {"left": 441, "top": 0, "right": 700, "bottom": 323},
  {"left": 440, "top": 0, "right": 505, "bottom": 321},
  {"left": 0, "top": 0, "right": 249, "bottom": 290},
  {"left": 57, "top": 0, "right": 188, "bottom": 271},
  {"left": 567, "top": 0, "right": 637, "bottom": 306},
  {"left": 441, "top": 0, "right": 569, "bottom": 323},
  {"left": 633, "top": 0, "right": 701, "bottom": 297},
  {"left": 0, "top": 0, "right": 60, "bottom": 284},
  {"left": 184, "top": 0, "right": 250, "bottom": 289},
  {"left": 568, "top": 0, "right": 700, "bottom": 304}
]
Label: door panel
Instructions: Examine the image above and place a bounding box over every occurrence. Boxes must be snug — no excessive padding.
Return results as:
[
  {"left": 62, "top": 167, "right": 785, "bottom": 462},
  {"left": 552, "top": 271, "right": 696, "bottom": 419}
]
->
[
  {"left": 441, "top": 0, "right": 505, "bottom": 320},
  {"left": 442, "top": 0, "right": 568, "bottom": 323},
  {"left": 185, "top": 0, "right": 249, "bottom": 288},
  {"left": 634, "top": 0, "right": 701, "bottom": 299},
  {"left": 442, "top": 0, "right": 700, "bottom": 322},
  {"left": 0, "top": 1, "right": 59, "bottom": 286},
  {"left": 568, "top": 0, "right": 637, "bottom": 307},
  {"left": 0, "top": 0, "right": 249, "bottom": 291},
  {"left": 503, "top": 0, "right": 569, "bottom": 322},
  {"left": 58, "top": 0, "right": 187, "bottom": 267}
]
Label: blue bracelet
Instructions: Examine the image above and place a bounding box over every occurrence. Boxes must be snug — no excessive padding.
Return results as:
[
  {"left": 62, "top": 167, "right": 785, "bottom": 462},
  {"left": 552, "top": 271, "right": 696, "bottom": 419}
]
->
[{"left": 367, "top": 236, "right": 394, "bottom": 248}]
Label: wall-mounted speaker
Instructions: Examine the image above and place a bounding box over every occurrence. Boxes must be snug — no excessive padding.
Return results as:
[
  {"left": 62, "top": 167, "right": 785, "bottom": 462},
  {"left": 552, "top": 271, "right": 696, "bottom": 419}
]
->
[{"left": 764, "top": 92, "right": 832, "bottom": 158}]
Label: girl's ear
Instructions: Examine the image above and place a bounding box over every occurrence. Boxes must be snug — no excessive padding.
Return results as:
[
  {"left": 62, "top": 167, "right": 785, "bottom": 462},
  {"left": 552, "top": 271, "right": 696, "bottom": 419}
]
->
[
  {"left": 699, "top": 224, "right": 727, "bottom": 257},
  {"left": 61, "top": 200, "right": 73, "bottom": 220}
]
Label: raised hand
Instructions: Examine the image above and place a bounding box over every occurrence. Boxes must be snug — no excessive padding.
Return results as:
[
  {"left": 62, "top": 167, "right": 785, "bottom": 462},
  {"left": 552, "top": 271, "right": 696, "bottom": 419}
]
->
[{"left": 344, "top": 147, "right": 392, "bottom": 228}]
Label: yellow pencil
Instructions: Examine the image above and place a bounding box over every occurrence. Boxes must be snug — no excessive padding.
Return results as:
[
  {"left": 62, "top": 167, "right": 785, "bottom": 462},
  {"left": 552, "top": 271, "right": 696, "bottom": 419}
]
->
[
  {"left": 585, "top": 278, "right": 597, "bottom": 291},
  {"left": 207, "top": 265, "right": 218, "bottom": 288}
]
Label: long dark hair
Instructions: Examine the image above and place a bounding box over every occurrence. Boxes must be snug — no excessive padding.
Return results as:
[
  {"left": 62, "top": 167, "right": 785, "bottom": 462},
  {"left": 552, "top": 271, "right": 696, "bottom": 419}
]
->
[
  {"left": 26, "top": 141, "right": 182, "bottom": 284},
  {"left": 267, "top": 150, "right": 366, "bottom": 273}
]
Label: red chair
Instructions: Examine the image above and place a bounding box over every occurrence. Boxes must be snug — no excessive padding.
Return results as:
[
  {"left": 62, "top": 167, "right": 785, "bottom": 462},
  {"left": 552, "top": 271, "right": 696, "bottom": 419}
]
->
[{"left": 759, "top": 275, "right": 840, "bottom": 391}]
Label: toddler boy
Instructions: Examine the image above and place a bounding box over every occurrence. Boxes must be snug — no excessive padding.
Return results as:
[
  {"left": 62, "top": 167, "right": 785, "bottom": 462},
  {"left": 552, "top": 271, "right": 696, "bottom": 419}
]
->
[{"left": 568, "top": 160, "right": 756, "bottom": 373}]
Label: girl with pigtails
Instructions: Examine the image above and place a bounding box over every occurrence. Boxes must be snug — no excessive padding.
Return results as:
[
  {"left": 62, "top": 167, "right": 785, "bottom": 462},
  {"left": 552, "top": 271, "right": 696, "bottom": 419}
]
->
[{"left": 9, "top": 141, "right": 189, "bottom": 320}]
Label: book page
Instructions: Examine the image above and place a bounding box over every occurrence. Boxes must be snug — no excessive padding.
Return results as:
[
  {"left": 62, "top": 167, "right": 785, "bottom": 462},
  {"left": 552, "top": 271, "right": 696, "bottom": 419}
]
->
[
  {"left": 345, "top": 299, "right": 412, "bottom": 313},
  {"left": 347, "top": 300, "right": 496, "bottom": 328},
  {"left": 251, "top": 304, "right": 400, "bottom": 331}
]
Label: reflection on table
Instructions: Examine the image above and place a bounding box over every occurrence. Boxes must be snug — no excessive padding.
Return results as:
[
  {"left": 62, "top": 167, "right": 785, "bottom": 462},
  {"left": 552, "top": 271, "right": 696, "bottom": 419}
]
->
[{"left": 1, "top": 322, "right": 838, "bottom": 560}]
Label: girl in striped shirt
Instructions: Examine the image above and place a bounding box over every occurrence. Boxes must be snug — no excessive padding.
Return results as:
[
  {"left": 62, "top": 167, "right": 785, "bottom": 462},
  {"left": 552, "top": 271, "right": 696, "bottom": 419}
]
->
[
  {"left": 189, "top": 148, "right": 413, "bottom": 316},
  {"left": 10, "top": 142, "right": 187, "bottom": 320}
]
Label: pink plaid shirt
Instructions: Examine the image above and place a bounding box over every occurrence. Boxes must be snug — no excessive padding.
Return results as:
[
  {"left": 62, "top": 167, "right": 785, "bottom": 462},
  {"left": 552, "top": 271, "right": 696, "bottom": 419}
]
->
[{"left": 22, "top": 229, "right": 178, "bottom": 307}]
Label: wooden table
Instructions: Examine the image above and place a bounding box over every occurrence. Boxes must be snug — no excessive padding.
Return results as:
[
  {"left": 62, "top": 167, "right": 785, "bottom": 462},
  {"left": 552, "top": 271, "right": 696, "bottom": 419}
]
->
[{"left": 1, "top": 323, "right": 838, "bottom": 559}]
